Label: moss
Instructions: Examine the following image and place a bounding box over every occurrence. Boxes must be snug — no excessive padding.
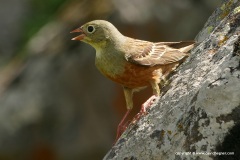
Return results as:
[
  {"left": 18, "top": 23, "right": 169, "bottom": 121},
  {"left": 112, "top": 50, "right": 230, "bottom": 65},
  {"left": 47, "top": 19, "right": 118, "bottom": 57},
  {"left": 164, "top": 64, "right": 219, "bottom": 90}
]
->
[
  {"left": 167, "top": 130, "right": 172, "bottom": 135},
  {"left": 177, "top": 123, "right": 184, "bottom": 131},
  {"left": 207, "top": 26, "right": 214, "bottom": 34},
  {"left": 218, "top": 35, "right": 229, "bottom": 46},
  {"left": 219, "top": 0, "right": 234, "bottom": 20}
]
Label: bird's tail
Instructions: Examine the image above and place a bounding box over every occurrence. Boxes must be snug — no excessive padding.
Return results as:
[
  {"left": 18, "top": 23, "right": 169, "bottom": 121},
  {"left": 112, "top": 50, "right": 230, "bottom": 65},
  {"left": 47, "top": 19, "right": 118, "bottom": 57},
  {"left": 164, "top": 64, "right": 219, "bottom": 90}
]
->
[
  {"left": 179, "top": 42, "right": 195, "bottom": 53},
  {"left": 159, "top": 41, "right": 195, "bottom": 53}
]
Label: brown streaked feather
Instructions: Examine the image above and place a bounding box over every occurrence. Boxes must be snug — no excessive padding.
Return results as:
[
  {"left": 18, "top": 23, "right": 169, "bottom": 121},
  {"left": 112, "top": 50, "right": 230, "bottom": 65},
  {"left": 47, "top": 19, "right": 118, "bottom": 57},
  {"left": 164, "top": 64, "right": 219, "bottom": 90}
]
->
[{"left": 125, "top": 39, "right": 195, "bottom": 66}]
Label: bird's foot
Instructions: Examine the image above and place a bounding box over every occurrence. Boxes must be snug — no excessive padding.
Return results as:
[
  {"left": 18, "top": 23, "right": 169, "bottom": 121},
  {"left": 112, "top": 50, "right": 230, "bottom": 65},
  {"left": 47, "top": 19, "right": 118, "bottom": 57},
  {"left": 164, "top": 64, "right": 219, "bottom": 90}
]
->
[
  {"left": 140, "top": 95, "right": 158, "bottom": 113},
  {"left": 132, "top": 95, "right": 158, "bottom": 124},
  {"left": 114, "top": 96, "right": 158, "bottom": 144}
]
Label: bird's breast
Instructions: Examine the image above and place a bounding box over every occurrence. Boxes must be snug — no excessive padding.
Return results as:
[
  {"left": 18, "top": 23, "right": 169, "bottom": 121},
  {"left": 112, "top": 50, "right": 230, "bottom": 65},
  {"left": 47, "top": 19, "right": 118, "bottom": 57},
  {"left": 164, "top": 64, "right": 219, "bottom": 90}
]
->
[
  {"left": 95, "top": 53, "right": 163, "bottom": 88},
  {"left": 113, "top": 63, "right": 162, "bottom": 88}
]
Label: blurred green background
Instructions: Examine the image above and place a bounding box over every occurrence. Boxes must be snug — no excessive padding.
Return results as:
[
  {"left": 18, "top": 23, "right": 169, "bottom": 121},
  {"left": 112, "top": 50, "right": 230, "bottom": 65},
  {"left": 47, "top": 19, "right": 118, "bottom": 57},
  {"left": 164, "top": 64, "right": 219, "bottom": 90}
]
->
[{"left": 0, "top": 0, "right": 221, "bottom": 159}]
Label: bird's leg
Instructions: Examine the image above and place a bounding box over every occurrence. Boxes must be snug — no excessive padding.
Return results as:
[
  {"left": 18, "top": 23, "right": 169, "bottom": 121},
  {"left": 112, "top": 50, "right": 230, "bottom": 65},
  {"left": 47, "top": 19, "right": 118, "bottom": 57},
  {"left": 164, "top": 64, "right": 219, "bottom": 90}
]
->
[
  {"left": 132, "top": 81, "right": 160, "bottom": 123},
  {"left": 115, "top": 87, "right": 133, "bottom": 143},
  {"left": 140, "top": 81, "right": 160, "bottom": 113},
  {"left": 115, "top": 109, "right": 131, "bottom": 143}
]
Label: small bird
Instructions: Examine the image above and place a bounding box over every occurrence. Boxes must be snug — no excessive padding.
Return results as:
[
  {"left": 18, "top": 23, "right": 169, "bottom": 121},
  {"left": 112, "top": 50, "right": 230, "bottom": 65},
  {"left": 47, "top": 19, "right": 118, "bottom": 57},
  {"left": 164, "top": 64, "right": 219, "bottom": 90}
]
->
[{"left": 71, "top": 20, "right": 194, "bottom": 142}]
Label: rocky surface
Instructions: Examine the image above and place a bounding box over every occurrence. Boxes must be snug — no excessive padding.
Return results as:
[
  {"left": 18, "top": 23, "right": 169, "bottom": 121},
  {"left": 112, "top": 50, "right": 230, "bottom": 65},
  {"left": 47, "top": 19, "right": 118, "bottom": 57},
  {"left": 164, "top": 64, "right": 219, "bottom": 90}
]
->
[{"left": 104, "top": 0, "right": 240, "bottom": 160}]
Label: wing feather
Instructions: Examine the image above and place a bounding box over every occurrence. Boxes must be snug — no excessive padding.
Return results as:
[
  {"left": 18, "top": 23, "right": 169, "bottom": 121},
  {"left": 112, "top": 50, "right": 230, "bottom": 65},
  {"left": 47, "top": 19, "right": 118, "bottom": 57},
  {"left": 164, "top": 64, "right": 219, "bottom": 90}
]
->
[{"left": 125, "top": 41, "right": 194, "bottom": 66}]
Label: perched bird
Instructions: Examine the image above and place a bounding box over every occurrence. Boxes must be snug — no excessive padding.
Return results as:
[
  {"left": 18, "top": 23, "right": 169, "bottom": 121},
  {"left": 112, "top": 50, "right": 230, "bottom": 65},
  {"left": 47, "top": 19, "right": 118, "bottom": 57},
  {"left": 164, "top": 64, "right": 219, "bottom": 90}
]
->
[{"left": 71, "top": 20, "right": 194, "bottom": 142}]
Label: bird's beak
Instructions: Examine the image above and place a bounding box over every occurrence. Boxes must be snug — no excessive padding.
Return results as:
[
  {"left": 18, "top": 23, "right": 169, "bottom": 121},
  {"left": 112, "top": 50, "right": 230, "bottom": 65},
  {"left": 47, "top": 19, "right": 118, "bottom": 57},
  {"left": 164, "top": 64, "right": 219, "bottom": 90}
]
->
[{"left": 70, "top": 27, "right": 86, "bottom": 41}]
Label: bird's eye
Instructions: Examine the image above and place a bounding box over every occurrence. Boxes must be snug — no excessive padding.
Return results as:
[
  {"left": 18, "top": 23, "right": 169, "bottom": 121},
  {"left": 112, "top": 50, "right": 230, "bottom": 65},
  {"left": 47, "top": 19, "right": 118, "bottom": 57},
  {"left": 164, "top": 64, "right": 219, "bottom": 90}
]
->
[{"left": 87, "top": 25, "right": 95, "bottom": 33}]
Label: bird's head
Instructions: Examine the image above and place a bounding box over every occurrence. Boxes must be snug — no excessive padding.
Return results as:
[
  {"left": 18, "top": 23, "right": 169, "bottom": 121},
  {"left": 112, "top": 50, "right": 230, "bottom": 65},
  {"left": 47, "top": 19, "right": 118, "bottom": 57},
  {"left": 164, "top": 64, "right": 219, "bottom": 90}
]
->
[{"left": 71, "top": 20, "right": 125, "bottom": 49}]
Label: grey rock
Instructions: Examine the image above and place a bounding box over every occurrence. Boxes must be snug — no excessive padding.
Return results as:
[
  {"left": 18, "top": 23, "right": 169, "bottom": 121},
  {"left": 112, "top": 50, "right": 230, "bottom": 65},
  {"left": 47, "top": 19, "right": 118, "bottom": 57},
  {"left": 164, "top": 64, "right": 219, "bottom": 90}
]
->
[{"left": 105, "top": 1, "right": 240, "bottom": 160}]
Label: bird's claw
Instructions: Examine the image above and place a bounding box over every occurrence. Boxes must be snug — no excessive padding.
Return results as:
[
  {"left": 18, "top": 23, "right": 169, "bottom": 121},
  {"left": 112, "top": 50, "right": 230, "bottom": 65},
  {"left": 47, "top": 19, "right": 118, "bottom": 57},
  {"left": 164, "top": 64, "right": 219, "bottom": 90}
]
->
[{"left": 131, "top": 95, "right": 158, "bottom": 124}]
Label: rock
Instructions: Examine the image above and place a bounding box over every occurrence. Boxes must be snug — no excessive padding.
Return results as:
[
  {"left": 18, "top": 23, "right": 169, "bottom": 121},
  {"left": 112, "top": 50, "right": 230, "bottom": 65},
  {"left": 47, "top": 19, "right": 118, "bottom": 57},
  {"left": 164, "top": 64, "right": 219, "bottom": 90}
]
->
[{"left": 104, "top": 1, "right": 240, "bottom": 160}]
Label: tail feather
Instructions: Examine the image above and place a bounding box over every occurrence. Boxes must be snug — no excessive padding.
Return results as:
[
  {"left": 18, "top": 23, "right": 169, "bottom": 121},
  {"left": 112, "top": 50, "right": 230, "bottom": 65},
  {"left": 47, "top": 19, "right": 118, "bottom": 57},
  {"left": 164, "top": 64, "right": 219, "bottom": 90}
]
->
[
  {"left": 179, "top": 43, "right": 195, "bottom": 52},
  {"left": 158, "top": 41, "right": 195, "bottom": 52}
]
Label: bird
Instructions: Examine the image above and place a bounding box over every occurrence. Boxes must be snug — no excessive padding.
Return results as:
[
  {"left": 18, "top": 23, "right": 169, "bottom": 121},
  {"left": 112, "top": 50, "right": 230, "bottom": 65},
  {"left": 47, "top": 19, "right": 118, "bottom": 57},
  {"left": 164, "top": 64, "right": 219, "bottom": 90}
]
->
[{"left": 70, "top": 20, "right": 195, "bottom": 142}]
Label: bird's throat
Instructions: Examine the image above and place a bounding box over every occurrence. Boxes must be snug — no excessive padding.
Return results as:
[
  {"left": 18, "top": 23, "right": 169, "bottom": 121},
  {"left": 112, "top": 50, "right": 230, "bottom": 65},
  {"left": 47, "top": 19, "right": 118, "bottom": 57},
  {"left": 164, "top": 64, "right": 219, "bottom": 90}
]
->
[{"left": 95, "top": 49, "right": 125, "bottom": 79}]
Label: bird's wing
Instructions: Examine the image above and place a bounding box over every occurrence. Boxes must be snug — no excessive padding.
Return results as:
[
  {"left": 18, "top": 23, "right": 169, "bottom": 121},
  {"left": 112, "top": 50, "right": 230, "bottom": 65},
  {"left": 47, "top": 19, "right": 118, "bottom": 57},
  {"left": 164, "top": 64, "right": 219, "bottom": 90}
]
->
[{"left": 125, "top": 41, "right": 195, "bottom": 66}]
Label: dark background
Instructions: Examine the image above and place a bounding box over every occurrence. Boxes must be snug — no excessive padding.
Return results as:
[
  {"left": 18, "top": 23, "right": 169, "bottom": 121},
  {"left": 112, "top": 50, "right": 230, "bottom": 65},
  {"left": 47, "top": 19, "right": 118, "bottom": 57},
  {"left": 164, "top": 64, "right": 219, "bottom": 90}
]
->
[{"left": 0, "top": 0, "right": 221, "bottom": 159}]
